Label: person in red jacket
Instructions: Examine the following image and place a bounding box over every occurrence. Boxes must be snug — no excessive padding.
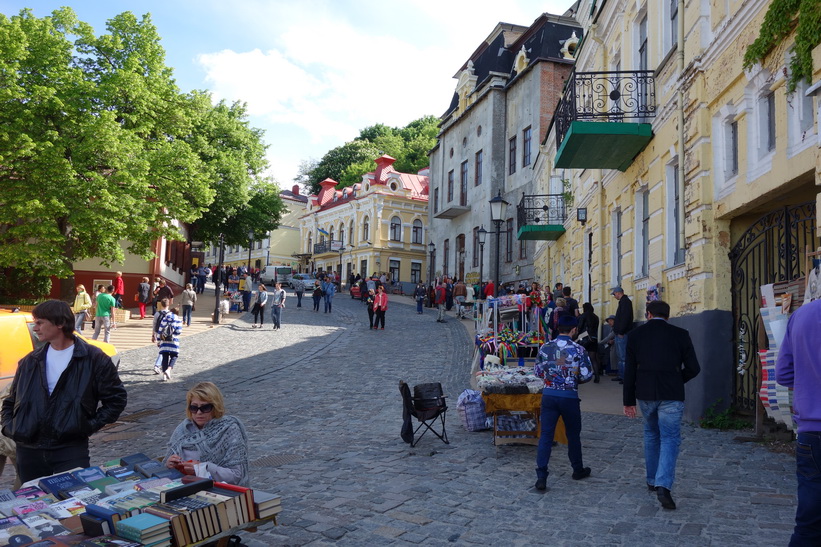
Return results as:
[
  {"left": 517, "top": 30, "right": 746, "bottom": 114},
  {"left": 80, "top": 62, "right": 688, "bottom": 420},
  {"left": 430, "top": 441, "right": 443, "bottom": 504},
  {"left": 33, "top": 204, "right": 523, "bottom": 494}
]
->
[
  {"left": 435, "top": 282, "right": 447, "bottom": 323},
  {"left": 113, "top": 271, "right": 125, "bottom": 309},
  {"left": 373, "top": 285, "right": 389, "bottom": 329},
  {"left": 483, "top": 280, "right": 495, "bottom": 299}
]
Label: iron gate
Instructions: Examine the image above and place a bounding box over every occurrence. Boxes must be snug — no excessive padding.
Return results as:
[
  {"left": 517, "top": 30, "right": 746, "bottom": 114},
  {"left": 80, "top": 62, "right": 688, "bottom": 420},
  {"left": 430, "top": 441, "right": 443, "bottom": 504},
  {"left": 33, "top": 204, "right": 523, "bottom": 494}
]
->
[{"left": 728, "top": 202, "right": 816, "bottom": 411}]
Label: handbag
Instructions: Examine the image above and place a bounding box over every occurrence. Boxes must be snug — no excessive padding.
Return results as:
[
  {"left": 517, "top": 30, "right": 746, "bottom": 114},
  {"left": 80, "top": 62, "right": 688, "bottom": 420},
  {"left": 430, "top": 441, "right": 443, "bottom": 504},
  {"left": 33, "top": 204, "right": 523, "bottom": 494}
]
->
[{"left": 134, "top": 293, "right": 139, "bottom": 302}]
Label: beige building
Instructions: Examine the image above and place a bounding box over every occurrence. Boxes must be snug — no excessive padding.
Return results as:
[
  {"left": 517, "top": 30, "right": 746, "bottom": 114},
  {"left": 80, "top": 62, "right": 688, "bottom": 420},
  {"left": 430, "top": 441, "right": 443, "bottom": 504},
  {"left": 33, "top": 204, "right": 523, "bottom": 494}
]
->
[
  {"left": 529, "top": 0, "right": 820, "bottom": 420},
  {"left": 299, "top": 156, "right": 430, "bottom": 290}
]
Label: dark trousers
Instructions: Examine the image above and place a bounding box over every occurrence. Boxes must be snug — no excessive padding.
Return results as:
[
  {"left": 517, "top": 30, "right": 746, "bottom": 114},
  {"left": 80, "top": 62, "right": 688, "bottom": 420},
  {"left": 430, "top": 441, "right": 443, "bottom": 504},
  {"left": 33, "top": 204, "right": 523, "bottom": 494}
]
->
[
  {"left": 253, "top": 304, "right": 265, "bottom": 325},
  {"left": 17, "top": 444, "right": 90, "bottom": 483},
  {"left": 374, "top": 309, "right": 386, "bottom": 329},
  {"left": 536, "top": 392, "right": 584, "bottom": 479},
  {"left": 791, "top": 431, "right": 821, "bottom": 546},
  {"left": 367, "top": 308, "right": 375, "bottom": 328},
  {"left": 296, "top": 291, "right": 303, "bottom": 307},
  {"left": 161, "top": 352, "right": 178, "bottom": 372},
  {"left": 313, "top": 295, "right": 321, "bottom": 311}
]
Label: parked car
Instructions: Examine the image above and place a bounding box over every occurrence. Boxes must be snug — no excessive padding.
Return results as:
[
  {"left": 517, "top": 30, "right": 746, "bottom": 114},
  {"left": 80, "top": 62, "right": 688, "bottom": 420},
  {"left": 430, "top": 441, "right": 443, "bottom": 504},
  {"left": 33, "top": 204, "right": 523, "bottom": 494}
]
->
[
  {"left": 0, "top": 309, "right": 119, "bottom": 390},
  {"left": 288, "top": 273, "right": 317, "bottom": 289},
  {"left": 259, "top": 266, "right": 293, "bottom": 285}
]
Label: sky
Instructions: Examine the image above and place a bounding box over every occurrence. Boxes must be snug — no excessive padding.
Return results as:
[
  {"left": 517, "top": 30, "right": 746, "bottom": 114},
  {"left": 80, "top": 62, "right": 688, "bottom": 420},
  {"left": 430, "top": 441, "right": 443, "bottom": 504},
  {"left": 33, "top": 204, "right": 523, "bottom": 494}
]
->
[{"left": 1, "top": 1, "right": 577, "bottom": 189}]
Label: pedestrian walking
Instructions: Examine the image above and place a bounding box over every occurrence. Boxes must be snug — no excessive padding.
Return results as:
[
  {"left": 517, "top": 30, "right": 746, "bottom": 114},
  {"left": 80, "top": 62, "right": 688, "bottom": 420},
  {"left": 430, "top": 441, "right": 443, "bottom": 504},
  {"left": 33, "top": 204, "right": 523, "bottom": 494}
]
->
[
  {"left": 533, "top": 315, "right": 594, "bottom": 490},
  {"left": 71, "top": 284, "right": 92, "bottom": 332},
  {"left": 577, "top": 302, "right": 600, "bottom": 382},
  {"left": 113, "top": 271, "right": 125, "bottom": 309},
  {"left": 312, "top": 282, "right": 323, "bottom": 312},
  {"left": 136, "top": 277, "right": 151, "bottom": 319},
  {"left": 180, "top": 283, "right": 197, "bottom": 327},
  {"left": 623, "top": 300, "right": 700, "bottom": 510},
  {"left": 611, "top": 285, "right": 634, "bottom": 383},
  {"left": 92, "top": 285, "right": 116, "bottom": 343},
  {"left": 373, "top": 285, "right": 388, "bottom": 330},
  {"left": 293, "top": 277, "right": 305, "bottom": 308},
  {"left": 453, "top": 279, "right": 467, "bottom": 319},
  {"left": 151, "top": 298, "right": 169, "bottom": 374},
  {"left": 435, "top": 282, "right": 447, "bottom": 323},
  {"left": 414, "top": 282, "right": 426, "bottom": 314},
  {"left": 155, "top": 305, "right": 183, "bottom": 381},
  {"left": 197, "top": 265, "right": 208, "bottom": 294},
  {"left": 270, "top": 282, "right": 286, "bottom": 330},
  {"left": 322, "top": 278, "right": 336, "bottom": 313},
  {"left": 251, "top": 284, "right": 268, "bottom": 327},
  {"left": 776, "top": 298, "right": 821, "bottom": 544},
  {"left": 365, "top": 289, "right": 376, "bottom": 329}
]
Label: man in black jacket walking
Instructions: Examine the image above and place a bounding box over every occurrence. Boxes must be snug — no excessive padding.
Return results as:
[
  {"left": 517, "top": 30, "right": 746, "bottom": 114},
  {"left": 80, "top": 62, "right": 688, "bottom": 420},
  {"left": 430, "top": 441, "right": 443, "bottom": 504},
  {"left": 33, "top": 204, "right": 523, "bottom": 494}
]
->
[
  {"left": 623, "top": 300, "right": 700, "bottom": 511},
  {"left": 1, "top": 300, "right": 127, "bottom": 482},
  {"left": 610, "top": 286, "right": 633, "bottom": 383}
]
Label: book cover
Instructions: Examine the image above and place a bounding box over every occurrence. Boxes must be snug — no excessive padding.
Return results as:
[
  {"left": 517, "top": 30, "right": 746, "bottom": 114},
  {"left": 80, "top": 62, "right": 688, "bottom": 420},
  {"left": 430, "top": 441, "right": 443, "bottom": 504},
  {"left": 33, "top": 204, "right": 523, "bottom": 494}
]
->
[
  {"left": 115, "top": 513, "right": 169, "bottom": 539},
  {"left": 149, "top": 468, "right": 182, "bottom": 480},
  {"left": 20, "top": 539, "right": 71, "bottom": 547},
  {"left": 252, "top": 489, "right": 282, "bottom": 510},
  {"left": 213, "top": 482, "right": 252, "bottom": 522},
  {"left": 12, "top": 486, "right": 47, "bottom": 500},
  {"left": 68, "top": 488, "right": 105, "bottom": 506},
  {"left": 142, "top": 504, "right": 190, "bottom": 546},
  {"left": 0, "top": 516, "right": 37, "bottom": 544},
  {"left": 104, "top": 480, "right": 139, "bottom": 496},
  {"left": 79, "top": 513, "right": 111, "bottom": 538},
  {"left": 38, "top": 473, "right": 86, "bottom": 497},
  {"left": 86, "top": 477, "right": 119, "bottom": 494},
  {"left": 159, "top": 478, "right": 213, "bottom": 503},
  {"left": 71, "top": 466, "right": 107, "bottom": 484},
  {"left": 133, "top": 460, "right": 165, "bottom": 479},
  {"left": 11, "top": 499, "right": 50, "bottom": 516},
  {"left": 133, "top": 478, "right": 170, "bottom": 492},
  {"left": 44, "top": 498, "right": 87, "bottom": 519},
  {"left": 78, "top": 534, "right": 143, "bottom": 546},
  {"left": 119, "top": 453, "right": 152, "bottom": 471},
  {"left": 21, "top": 513, "right": 71, "bottom": 539},
  {"left": 0, "top": 498, "right": 32, "bottom": 518},
  {"left": 191, "top": 493, "right": 231, "bottom": 533},
  {"left": 197, "top": 490, "right": 238, "bottom": 529},
  {"left": 0, "top": 489, "right": 14, "bottom": 502},
  {"left": 84, "top": 504, "right": 125, "bottom": 532}
]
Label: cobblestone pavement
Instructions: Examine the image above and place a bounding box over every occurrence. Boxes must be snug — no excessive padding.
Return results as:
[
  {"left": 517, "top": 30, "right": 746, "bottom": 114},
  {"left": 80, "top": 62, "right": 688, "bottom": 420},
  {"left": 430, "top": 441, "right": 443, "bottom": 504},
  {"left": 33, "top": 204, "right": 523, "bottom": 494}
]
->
[{"left": 1, "top": 293, "right": 797, "bottom": 545}]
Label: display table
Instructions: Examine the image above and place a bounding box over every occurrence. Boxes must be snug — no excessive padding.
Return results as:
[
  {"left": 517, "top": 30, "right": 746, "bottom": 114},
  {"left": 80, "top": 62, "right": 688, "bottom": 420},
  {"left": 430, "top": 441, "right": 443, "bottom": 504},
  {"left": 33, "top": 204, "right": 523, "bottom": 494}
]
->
[
  {"left": 190, "top": 516, "right": 277, "bottom": 546},
  {"left": 482, "top": 393, "right": 567, "bottom": 446}
]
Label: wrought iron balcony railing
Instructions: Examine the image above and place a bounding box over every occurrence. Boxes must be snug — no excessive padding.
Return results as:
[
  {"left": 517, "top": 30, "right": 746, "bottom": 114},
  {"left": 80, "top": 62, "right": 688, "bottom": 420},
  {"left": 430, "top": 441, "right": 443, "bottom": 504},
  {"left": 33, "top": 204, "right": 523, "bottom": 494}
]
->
[
  {"left": 555, "top": 70, "right": 656, "bottom": 148},
  {"left": 313, "top": 242, "right": 329, "bottom": 254},
  {"left": 517, "top": 194, "right": 567, "bottom": 229}
]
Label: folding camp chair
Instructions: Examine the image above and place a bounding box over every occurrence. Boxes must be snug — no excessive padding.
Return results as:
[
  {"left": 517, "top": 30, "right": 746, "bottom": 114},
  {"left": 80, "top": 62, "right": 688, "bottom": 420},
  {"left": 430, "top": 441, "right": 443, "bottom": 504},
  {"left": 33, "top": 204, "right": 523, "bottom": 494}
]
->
[{"left": 399, "top": 381, "right": 449, "bottom": 447}]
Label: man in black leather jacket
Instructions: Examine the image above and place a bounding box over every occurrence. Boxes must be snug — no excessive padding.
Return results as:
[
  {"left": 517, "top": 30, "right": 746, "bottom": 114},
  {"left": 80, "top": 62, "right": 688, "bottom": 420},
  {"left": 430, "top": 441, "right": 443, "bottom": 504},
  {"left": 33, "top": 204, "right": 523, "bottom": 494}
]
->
[{"left": 1, "top": 300, "right": 127, "bottom": 482}]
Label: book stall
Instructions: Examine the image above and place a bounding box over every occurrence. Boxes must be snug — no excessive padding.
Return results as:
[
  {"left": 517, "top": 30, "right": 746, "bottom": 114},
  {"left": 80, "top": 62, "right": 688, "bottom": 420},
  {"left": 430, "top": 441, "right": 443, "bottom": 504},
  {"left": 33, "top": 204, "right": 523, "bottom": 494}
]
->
[
  {"left": 0, "top": 453, "right": 281, "bottom": 546},
  {"left": 754, "top": 247, "right": 821, "bottom": 433},
  {"left": 462, "top": 293, "right": 567, "bottom": 446}
]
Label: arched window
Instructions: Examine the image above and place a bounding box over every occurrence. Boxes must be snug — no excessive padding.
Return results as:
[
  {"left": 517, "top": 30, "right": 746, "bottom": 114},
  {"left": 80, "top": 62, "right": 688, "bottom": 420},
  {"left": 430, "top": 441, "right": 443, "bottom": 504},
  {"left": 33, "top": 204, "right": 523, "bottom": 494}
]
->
[
  {"left": 390, "top": 216, "right": 402, "bottom": 241},
  {"left": 412, "top": 219, "right": 423, "bottom": 244},
  {"left": 349, "top": 221, "right": 355, "bottom": 245},
  {"left": 363, "top": 216, "right": 369, "bottom": 242},
  {"left": 329, "top": 227, "right": 334, "bottom": 242},
  {"left": 339, "top": 224, "right": 345, "bottom": 246},
  {"left": 307, "top": 234, "right": 312, "bottom": 253}
]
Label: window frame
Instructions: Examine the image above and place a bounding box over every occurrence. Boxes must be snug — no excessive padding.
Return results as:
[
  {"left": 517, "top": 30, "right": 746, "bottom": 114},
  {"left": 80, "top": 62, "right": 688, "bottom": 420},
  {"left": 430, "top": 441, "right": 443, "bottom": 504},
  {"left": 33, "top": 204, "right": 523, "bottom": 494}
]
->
[
  {"left": 412, "top": 219, "right": 423, "bottom": 244},
  {"left": 508, "top": 137, "right": 517, "bottom": 175},
  {"left": 460, "top": 160, "right": 468, "bottom": 206},
  {"left": 505, "top": 219, "right": 513, "bottom": 262},
  {"left": 522, "top": 126, "right": 532, "bottom": 167},
  {"left": 363, "top": 216, "right": 369, "bottom": 242},
  {"left": 389, "top": 216, "right": 402, "bottom": 242},
  {"left": 475, "top": 150, "right": 483, "bottom": 186},
  {"left": 447, "top": 170, "right": 454, "bottom": 202}
]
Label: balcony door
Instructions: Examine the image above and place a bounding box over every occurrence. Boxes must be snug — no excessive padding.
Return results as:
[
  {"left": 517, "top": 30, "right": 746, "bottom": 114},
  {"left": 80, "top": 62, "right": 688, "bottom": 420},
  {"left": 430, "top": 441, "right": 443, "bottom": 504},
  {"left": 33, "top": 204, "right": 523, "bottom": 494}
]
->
[{"left": 456, "top": 234, "right": 466, "bottom": 281}]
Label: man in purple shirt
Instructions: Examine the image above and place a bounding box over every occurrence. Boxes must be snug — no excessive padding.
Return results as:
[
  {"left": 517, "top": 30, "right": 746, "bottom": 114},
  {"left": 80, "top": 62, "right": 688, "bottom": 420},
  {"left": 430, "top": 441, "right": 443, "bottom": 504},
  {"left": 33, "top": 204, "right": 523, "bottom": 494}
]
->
[{"left": 776, "top": 299, "right": 821, "bottom": 546}]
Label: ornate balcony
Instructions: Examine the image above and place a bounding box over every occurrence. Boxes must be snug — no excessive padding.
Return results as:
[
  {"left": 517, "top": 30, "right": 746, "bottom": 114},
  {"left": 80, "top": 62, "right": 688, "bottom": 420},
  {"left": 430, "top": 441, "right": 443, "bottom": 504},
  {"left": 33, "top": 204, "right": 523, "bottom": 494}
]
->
[
  {"left": 517, "top": 194, "right": 567, "bottom": 241},
  {"left": 554, "top": 70, "right": 655, "bottom": 171}
]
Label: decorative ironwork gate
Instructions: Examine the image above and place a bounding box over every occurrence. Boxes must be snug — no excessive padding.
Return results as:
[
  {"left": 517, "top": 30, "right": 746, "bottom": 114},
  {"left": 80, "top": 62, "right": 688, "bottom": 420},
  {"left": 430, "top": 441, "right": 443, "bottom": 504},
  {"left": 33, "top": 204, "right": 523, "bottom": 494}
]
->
[{"left": 728, "top": 202, "right": 816, "bottom": 411}]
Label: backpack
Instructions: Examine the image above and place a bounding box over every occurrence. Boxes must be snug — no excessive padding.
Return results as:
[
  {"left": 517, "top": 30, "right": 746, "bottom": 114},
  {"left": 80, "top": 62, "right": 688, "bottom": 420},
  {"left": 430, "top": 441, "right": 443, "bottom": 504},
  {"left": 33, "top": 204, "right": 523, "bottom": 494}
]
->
[{"left": 159, "top": 315, "right": 175, "bottom": 342}]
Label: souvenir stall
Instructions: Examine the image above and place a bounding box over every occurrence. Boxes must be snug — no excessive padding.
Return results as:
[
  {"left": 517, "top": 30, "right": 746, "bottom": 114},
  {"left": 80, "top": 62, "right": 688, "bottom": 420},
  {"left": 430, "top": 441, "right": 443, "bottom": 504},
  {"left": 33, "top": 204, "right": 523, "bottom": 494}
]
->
[{"left": 469, "top": 292, "right": 566, "bottom": 445}]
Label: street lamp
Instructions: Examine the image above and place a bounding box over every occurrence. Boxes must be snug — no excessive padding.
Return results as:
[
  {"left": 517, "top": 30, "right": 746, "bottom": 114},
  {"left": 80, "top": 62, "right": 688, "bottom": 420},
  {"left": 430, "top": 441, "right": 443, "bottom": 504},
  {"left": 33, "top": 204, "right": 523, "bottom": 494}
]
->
[
  {"left": 477, "top": 226, "right": 487, "bottom": 300},
  {"left": 337, "top": 246, "right": 345, "bottom": 289},
  {"left": 428, "top": 241, "right": 436, "bottom": 287},
  {"left": 212, "top": 233, "right": 225, "bottom": 325},
  {"left": 246, "top": 230, "right": 254, "bottom": 276},
  {"left": 489, "top": 190, "right": 509, "bottom": 297}
]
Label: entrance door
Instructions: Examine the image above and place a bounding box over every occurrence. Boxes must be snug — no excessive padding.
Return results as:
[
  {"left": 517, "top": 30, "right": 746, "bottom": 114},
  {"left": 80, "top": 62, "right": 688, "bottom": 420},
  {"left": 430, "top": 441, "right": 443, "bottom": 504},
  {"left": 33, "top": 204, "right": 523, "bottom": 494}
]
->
[
  {"left": 456, "top": 234, "right": 466, "bottom": 281},
  {"left": 729, "top": 202, "right": 816, "bottom": 411}
]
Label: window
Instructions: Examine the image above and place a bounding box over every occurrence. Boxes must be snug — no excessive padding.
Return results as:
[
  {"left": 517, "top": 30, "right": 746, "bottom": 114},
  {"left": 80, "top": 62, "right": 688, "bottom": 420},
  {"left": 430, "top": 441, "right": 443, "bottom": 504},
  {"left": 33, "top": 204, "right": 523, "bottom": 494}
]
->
[
  {"left": 412, "top": 219, "right": 423, "bottom": 244},
  {"left": 411, "top": 262, "right": 421, "bottom": 283},
  {"left": 390, "top": 260, "right": 400, "bottom": 282},
  {"left": 765, "top": 92, "right": 776, "bottom": 151},
  {"left": 256, "top": 240, "right": 262, "bottom": 249},
  {"left": 729, "top": 120, "right": 739, "bottom": 176},
  {"left": 475, "top": 150, "right": 483, "bottom": 186},
  {"left": 519, "top": 238, "right": 527, "bottom": 260},
  {"left": 614, "top": 210, "right": 623, "bottom": 284},
  {"left": 639, "top": 190, "right": 649, "bottom": 277},
  {"left": 447, "top": 170, "right": 454, "bottom": 202},
  {"left": 443, "top": 239, "right": 450, "bottom": 276},
  {"left": 460, "top": 161, "right": 468, "bottom": 206},
  {"left": 363, "top": 216, "right": 369, "bottom": 242},
  {"left": 472, "top": 227, "right": 479, "bottom": 267},
  {"left": 522, "top": 126, "right": 532, "bottom": 166},
  {"left": 329, "top": 227, "right": 334, "bottom": 243},
  {"left": 505, "top": 219, "right": 513, "bottom": 262},
  {"left": 670, "top": 0, "right": 678, "bottom": 50},
  {"left": 307, "top": 235, "right": 312, "bottom": 254},
  {"left": 339, "top": 224, "right": 345, "bottom": 246},
  {"left": 667, "top": 162, "right": 685, "bottom": 265},
  {"left": 390, "top": 216, "right": 402, "bottom": 241},
  {"left": 433, "top": 188, "right": 439, "bottom": 214},
  {"left": 508, "top": 137, "right": 517, "bottom": 175},
  {"left": 349, "top": 221, "right": 355, "bottom": 245}
]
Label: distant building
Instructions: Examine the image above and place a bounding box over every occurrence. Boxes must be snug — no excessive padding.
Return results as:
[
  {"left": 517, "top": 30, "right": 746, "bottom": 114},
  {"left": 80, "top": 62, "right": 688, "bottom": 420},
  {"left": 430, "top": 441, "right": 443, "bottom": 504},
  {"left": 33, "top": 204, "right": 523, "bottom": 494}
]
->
[
  {"left": 427, "top": 12, "right": 581, "bottom": 289},
  {"left": 299, "top": 155, "right": 429, "bottom": 290}
]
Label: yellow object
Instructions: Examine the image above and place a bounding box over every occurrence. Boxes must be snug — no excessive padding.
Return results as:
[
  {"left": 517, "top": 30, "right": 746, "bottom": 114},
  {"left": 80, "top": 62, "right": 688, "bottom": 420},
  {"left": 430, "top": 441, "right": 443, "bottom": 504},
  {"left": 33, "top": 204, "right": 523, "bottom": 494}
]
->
[{"left": 0, "top": 309, "right": 118, "bottom": 390}]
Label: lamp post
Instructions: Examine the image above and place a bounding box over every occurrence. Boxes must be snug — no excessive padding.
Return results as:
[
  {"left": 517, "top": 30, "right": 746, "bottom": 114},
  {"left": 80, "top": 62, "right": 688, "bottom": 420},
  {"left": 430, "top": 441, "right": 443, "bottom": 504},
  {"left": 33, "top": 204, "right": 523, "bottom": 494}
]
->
[
  {"left": 428, "top": 241, "right": 435, "bottom": 286},
  {"left": 338, "top": 246, "right": 345, "bottom": 290},
  {"left": 477, "top": 226, "right": 487, "bottom": 299},
  {"left": 212, "top": 233, "right": 225, "bottom": 325},
  {"left": 246, "top": 230, "right": 254, "bottom": 277},
  {"left": 489, "top": 190, "right": 509, "bottom": 297}
]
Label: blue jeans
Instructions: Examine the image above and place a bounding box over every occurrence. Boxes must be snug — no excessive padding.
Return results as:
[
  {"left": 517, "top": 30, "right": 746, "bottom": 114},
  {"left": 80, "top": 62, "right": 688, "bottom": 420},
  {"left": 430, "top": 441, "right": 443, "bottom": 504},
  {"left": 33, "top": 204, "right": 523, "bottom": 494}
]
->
[
  {"left": 271, "top": 306, "right": 282, "bottom": 328},
  {"left": 181, "top": 305, "right": 192, "bottom": 326},
  {"left": 296, "top": 291, "right": 303, "bottom": 307},
  {"left": 616, "top": 334, "right": 628, "bottom": 378},
  {"left": 536, "top": 392, "right": 583, "bottom": 479},
  {"left": 638, "top": 399, "right": 684, "bottom": 490},
  {"left": 417, "top": 298, "right": 423, "bottom": 313},
  {"left": 74, "top": 311, "right": 87, "bottom": 332},
  {"left": 790, "top": 431, "right": 821, "bottom": 546},
  {"left": 324, "top": 295, "right": 333, "bottom": 312},
  {"left": 313, "top": 295, "right": 321, "bottom": 311}
]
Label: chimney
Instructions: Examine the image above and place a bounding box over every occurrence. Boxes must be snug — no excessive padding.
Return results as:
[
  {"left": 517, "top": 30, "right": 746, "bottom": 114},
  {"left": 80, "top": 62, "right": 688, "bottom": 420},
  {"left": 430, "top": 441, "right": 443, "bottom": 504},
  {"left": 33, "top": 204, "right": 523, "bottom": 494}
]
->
[{"left": 292, "top": 184, "right": 300, "bottom": 195}]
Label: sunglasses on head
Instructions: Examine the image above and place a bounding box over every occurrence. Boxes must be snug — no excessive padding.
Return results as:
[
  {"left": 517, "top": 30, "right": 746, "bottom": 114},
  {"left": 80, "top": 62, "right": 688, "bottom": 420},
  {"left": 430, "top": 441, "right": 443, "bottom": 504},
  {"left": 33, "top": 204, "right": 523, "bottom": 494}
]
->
[{"left": 188, "top": 403, "right": 214, "bottom": 414}]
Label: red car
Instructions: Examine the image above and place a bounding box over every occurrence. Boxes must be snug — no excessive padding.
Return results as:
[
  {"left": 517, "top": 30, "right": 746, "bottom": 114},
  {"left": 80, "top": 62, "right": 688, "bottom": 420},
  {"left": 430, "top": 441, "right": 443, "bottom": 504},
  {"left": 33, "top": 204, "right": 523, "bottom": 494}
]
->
[{"left": 350, "top": 285, "right": 361, "bottom": 299}]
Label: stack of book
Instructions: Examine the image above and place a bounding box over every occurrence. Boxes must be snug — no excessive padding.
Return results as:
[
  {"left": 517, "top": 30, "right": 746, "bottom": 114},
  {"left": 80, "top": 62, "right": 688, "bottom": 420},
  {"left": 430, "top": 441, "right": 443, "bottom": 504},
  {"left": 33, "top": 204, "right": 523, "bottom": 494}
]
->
[
  {"left": 114, "top": 512, "right": 172, "bottom": 546},
  {"left": 253, "top": 490, "right": 282, "bottom": 520}
]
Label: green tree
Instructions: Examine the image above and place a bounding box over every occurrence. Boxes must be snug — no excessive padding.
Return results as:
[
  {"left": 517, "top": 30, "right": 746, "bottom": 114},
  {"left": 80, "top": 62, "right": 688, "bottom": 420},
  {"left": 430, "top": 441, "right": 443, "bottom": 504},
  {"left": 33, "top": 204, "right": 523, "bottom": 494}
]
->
[{"left": 305, "top": 140, "right": 381, "bottom": 194}]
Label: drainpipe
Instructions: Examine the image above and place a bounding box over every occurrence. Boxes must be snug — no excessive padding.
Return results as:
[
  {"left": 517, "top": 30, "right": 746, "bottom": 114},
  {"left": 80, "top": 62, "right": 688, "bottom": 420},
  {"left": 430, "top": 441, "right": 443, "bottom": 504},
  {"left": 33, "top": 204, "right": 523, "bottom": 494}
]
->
[
  {"left": 677, "top": 0, "right": 685, "bottom": 267},
  {"left": 588, "top": 23, "right": 607, "bottom": 334}
]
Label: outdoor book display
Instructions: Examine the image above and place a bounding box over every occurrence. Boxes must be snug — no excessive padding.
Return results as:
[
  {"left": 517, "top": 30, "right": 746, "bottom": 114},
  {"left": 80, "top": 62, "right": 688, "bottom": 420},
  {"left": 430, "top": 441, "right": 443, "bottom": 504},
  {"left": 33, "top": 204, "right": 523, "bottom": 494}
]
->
[{"left": 0, "top": 452, "right": 281, "bottom": 546}]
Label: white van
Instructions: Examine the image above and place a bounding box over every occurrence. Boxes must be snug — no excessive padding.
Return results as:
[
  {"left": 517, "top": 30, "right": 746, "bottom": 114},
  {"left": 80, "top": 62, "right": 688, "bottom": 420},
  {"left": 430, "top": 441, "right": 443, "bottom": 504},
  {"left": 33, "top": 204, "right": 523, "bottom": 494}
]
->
[{"left": 260, "top": 266, "right": 293, "bottom": 285}]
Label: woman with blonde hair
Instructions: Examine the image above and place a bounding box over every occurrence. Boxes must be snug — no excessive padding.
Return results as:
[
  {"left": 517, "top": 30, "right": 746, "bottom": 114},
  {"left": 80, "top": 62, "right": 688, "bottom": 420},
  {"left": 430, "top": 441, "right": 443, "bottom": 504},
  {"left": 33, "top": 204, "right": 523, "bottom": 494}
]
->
[
  {"left": 164, "top": 382, "right": 249, "bottom": 486},
  {"left": 71, "top": 285, "right": 92, "bottom": 332}
]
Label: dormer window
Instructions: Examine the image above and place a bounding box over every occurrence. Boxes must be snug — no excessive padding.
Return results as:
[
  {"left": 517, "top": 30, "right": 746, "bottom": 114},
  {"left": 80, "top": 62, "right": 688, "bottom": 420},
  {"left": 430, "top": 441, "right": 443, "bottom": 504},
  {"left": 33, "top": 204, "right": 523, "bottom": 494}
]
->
[{"left": 390, "top": 182, "right": 398, "bottom": 191}]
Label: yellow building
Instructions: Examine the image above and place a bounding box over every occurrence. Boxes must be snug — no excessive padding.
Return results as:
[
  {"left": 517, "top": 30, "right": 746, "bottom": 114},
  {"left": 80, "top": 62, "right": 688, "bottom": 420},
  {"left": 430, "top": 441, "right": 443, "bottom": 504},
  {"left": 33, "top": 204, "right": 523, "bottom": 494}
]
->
[
  {"left": 299, "top": 156, "right": 430, "bottom": 290},
  {"left": 529, "top": 0, "right": 819, "bottom": 419}
]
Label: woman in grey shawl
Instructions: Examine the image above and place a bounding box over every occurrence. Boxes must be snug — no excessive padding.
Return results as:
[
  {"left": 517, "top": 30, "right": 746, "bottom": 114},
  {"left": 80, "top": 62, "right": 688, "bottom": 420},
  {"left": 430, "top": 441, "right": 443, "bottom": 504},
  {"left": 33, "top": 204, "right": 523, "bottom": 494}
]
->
[{"left": 164, "top": 381, "right": 250, "bottom": 486}]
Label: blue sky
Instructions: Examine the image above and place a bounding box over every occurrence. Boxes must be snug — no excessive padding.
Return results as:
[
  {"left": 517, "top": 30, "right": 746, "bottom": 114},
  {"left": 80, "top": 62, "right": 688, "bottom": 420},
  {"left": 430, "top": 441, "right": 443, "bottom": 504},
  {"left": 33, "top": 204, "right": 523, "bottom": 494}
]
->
[{"left": 1, "top": 1, "right": 577, "bottom": 188}]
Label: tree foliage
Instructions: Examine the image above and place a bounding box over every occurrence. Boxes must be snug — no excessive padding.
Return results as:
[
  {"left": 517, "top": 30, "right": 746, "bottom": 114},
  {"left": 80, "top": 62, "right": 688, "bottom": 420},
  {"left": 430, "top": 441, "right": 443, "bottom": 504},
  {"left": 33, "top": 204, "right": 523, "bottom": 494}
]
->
[
  {"left": 743, "top": 0, "right": 821, "bottom": 92},
  {"left": 0, "top": 8, "right": 282, "bottom": 290},
  {"left": 301, "top": 115, "right": 439, "bottom": 194}
]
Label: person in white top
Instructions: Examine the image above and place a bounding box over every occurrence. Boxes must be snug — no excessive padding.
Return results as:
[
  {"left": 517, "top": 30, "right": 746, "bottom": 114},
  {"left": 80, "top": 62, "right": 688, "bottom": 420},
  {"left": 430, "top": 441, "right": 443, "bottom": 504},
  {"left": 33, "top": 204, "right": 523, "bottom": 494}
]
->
[{"left": 270, "top": 282, "right": 286, "bottom": 330}]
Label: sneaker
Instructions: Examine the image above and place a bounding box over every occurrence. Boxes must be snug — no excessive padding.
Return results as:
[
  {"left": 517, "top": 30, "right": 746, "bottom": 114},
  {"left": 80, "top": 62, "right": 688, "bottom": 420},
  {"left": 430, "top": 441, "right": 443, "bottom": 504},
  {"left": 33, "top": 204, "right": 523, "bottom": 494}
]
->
[
  {"left": 572, "top": 467, "right": 591, "bottom": 480},
  {"left": 163, "top": 369, "right": 171, "bottom": 381},
  {"left": 534, "top": 477, "right": 547, "bottom": 491},
  {"left": 153, "top": 366, "right": 161, "bottom": 375}
]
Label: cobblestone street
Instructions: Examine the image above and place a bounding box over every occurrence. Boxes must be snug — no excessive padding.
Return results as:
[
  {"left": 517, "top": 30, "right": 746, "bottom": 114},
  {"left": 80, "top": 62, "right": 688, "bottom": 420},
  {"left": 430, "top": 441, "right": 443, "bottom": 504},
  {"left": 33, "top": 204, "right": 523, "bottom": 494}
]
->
[{"left": 2, "top": 290, "right": 797, "bottom": 545}]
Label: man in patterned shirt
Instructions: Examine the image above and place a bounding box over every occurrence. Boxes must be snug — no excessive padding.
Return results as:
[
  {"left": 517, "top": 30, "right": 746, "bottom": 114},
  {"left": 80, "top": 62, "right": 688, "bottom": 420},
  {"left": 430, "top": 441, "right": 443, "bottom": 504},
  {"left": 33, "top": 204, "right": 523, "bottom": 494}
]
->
[{"left": 533, "top": 314, "right": 594, "bottom": 490}]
